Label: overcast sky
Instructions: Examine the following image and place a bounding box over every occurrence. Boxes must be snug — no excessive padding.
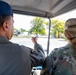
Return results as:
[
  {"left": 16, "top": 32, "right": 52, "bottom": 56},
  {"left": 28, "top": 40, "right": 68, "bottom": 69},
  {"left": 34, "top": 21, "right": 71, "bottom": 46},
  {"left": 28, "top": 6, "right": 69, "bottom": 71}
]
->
[
  {"left": 13, "top": 14, "right": 35, "bottom": 30},
  {"left": 13, "top": 9, "right": 76, "bottom": 30}
]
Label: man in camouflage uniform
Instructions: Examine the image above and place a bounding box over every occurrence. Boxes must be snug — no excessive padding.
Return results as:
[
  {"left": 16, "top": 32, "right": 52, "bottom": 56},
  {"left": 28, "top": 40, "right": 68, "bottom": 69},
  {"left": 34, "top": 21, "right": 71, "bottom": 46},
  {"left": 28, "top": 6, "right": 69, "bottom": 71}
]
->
[{"left": 41, "top": 18, "right": 76, "bottom": 75}]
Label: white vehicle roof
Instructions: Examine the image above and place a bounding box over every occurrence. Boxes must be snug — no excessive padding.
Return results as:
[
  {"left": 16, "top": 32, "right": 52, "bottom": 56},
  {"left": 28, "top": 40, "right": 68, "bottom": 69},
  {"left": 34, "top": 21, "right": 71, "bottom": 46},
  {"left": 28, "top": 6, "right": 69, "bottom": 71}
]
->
[{"left": 2, "top": 0, "right": 76, "bottom": 18}]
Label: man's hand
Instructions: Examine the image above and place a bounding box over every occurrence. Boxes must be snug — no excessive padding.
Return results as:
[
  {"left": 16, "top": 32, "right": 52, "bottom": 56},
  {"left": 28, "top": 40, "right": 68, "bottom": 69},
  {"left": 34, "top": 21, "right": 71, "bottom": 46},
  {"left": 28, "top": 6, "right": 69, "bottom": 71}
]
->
[{"left": 31, "top": 36, "right": 38, "bottom": 44}]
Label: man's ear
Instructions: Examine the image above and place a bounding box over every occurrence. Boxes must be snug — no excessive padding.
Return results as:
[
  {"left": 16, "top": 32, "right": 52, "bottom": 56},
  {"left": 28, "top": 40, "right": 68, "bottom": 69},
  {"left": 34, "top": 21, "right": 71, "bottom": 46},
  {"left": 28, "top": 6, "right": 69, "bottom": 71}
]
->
[{"left": 2, "top": 21, "right": 9, "bottom": 31}]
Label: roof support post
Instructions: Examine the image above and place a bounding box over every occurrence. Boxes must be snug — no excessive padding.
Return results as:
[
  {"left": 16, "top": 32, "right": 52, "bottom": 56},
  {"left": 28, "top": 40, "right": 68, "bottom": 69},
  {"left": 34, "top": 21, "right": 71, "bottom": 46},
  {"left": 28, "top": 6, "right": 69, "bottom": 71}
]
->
[{"left": 47, "top": 17, "right": 51, "bottom": 55}]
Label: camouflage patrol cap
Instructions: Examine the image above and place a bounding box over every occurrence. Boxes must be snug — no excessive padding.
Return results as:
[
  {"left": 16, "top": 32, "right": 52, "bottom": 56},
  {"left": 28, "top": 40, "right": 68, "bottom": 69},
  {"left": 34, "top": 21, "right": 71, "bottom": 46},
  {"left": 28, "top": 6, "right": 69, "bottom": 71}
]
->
[
  {"left": 0, "top": 1, "right": 13, "bottom": 16},
  {"left": 65, "top": 18, "right": 76, "bottom": 29}
]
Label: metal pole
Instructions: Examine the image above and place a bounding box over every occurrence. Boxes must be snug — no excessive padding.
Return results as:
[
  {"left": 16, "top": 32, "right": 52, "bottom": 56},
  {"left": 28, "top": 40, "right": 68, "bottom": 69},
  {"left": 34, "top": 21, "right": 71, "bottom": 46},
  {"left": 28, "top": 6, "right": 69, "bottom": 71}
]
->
[{"left": 47, "top": 17, "right": 51, "bottom": 56}]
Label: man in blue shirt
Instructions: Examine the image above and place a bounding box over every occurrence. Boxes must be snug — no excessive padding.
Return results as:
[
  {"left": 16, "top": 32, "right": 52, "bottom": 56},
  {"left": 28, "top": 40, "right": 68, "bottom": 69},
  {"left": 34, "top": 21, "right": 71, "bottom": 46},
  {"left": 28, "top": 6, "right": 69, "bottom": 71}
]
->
[{"left": 0, "top": 1, "right": 45, "bottom": 75}]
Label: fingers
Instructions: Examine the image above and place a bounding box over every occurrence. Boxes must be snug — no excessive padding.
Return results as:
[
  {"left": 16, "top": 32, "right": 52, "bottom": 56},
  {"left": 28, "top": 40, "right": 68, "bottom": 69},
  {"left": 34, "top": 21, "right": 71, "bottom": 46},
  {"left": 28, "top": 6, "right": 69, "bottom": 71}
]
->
[{"left": 31, "top": 36, "right": 38, "bottom": 44}]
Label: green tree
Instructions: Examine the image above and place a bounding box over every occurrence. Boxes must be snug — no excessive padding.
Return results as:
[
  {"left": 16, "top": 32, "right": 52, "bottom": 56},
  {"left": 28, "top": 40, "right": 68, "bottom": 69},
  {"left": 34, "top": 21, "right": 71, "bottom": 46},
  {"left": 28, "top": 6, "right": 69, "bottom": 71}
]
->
[
  {"left": 30, "top": 17, "right": 46, "bottom": 35},
  {"left": 51, "top": 19, "right": 65, "bottom": 38}
]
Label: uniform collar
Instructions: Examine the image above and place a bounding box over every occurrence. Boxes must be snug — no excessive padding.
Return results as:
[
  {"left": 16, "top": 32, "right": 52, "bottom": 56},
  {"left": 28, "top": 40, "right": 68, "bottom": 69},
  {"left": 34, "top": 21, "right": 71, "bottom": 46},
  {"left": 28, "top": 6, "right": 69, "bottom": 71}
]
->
[{"left": 0, "top": 36, "right": 10, "bottom": 44}]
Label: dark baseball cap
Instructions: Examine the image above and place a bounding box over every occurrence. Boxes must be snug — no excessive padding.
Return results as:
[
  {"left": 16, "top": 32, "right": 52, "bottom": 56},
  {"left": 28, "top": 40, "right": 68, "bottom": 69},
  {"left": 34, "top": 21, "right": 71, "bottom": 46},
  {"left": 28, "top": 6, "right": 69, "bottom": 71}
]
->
[
  {"left": 65, "top": 18, "right": 76, "bottom": 29},
  {"left": 0, "top": 1, "right": 13, "bottom": 17}
]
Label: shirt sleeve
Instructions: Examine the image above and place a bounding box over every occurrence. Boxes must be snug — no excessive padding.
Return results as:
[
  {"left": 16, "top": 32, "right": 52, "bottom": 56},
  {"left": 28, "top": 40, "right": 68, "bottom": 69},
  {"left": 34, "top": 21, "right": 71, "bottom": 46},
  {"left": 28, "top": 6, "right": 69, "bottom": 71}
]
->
[
  {"left": 40, "top": 53, "right": 54, "bottom": 75},
  {"left": 30, "top": 43, "right": 45, "bottom": 67},
  {"left": 40, "top": 48, "right": 60, "bottom": 75}
]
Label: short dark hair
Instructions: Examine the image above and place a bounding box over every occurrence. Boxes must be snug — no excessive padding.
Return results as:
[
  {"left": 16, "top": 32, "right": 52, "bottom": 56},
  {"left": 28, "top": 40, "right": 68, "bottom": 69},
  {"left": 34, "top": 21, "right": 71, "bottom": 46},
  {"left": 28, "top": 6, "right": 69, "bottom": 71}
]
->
[{"left": 0, "top": 15, "right": 10, "bottom": 26}]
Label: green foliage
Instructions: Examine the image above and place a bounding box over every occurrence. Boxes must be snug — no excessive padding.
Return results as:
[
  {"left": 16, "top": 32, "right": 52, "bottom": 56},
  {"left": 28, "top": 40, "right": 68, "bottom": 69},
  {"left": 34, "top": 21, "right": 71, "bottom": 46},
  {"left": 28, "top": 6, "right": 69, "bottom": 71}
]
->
[
  {"left": 29, "top": 18, "right": 64, "bottom": 37},
  {"left": 51, "top": 19, "right": 65, "bottom": 38},
  {"left": 30, "top": 17, "right": 46, "bottom": 35}
]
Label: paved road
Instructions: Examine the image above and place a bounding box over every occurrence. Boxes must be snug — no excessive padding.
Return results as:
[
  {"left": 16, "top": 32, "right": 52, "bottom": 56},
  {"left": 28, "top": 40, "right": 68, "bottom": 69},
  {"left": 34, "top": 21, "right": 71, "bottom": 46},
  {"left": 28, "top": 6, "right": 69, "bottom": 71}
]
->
[{"left": 10, "top": 37, "right": 67, "bottom": 54}]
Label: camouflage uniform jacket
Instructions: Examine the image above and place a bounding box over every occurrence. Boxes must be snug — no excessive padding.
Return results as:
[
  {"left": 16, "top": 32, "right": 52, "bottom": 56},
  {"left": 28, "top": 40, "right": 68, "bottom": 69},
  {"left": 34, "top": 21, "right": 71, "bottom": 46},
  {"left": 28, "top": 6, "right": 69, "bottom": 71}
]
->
[{"left": 41, "top": 43, "right": 76, "bottom": 75}]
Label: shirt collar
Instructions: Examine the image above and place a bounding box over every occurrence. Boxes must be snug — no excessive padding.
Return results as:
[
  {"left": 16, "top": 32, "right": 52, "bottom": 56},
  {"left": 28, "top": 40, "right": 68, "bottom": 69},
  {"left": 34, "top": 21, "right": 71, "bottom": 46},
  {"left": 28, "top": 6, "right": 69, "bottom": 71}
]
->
[{"left": 0, "top": 36, "right": 10, "bottom": 44}]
